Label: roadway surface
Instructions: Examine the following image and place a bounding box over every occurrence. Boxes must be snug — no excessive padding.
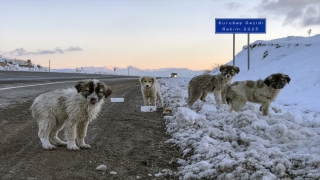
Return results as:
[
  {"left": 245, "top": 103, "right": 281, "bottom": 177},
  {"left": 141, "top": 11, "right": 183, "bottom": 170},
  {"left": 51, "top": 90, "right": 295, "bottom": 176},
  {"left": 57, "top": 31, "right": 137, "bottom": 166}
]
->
[{"left": 0, "top": 70, "right": 179, "bottom": 180}]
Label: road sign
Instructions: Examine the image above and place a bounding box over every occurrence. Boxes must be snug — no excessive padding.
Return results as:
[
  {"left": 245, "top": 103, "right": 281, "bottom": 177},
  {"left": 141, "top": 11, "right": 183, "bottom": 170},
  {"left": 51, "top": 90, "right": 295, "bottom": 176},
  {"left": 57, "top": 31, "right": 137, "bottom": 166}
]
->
[{"left": 215, "top": 18, "right": 266, "bottom": 34}]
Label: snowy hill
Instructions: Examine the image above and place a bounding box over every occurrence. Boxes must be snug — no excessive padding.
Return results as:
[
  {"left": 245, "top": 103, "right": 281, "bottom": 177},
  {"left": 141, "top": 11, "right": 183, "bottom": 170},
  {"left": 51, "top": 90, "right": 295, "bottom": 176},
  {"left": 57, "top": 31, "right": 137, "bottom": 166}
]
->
[
  {"left": 156, "top": 35, "right": 320, "bottom": 179},
  {"left": 229, "top": 34, "right": 320, "bottom": 112}
]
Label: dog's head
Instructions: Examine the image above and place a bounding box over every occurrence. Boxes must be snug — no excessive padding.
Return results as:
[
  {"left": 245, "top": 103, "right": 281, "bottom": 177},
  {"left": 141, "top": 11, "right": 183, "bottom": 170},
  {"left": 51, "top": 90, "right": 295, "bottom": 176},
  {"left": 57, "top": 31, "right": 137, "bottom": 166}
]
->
[
  {"left": 139, "top": 76, "right": 155, "bottom": 88},
  {"left": 264, "top": 73, "right": 291, "bottom": 89},
  {"left": 75, "top": 79, "right": 112, "bottom": 105},
  {"left": 219, "top": 65, "right": 240, "bottom": 79}
]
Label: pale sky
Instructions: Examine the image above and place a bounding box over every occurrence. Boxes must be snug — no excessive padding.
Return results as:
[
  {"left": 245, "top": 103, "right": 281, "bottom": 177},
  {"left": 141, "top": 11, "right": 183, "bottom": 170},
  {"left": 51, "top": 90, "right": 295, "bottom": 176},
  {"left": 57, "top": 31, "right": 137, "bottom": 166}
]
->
[{"left": 0, "top": 0, "right": 319, "bottom": 70}]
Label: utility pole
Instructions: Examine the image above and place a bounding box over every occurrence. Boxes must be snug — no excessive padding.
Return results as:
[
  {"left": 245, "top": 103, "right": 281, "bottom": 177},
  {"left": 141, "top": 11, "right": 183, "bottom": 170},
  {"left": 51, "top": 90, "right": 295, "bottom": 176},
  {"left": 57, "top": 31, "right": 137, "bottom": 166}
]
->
[
  {"left": 49, "top": 59, "right": 50, "bottom": 72},
  {"left": 128, "top": 67, "right": 129, "bottom": 76}
]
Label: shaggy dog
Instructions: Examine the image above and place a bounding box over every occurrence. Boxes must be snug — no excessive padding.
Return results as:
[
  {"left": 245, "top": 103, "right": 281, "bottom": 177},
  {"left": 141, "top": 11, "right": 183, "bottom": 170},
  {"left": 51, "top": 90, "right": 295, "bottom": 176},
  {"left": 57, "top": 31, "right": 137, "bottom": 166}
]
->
[
  {"left": 226, "top": 73, "right": 290, "bottom": 116},
  {"left": 139, "top": 76, "right": 164, "bottom": 108},
  {"left": 30, "top": 79, "right": 112, "bottom": 150},
  {"left": 187, "top": 65, "right": 240, "bottom": 107}
]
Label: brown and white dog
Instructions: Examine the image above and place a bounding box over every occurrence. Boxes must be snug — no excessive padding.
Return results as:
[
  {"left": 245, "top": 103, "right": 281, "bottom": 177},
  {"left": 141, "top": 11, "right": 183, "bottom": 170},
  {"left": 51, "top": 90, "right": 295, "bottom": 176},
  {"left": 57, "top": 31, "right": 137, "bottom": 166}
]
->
[
  {"left": 139, "top": 76, "right": 164, "bottom": 108},
  {"left": 187, "top": 65, "right": 240, "bottom": 107},
  {"left": 30, "top": 79, "right": 112, "bottom": 150},
  {"left": 226, "top": 73, "right": 290, "bottom": 116}
]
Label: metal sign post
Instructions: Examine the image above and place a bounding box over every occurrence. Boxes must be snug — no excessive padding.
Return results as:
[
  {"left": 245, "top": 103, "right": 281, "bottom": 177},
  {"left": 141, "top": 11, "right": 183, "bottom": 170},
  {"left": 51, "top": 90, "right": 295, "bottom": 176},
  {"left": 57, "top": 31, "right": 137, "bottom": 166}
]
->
[
  {"left": 215, "top": 18, "right": 266, "bottom": 70},
  {"left": 233, "top": 33, "right": 235, "bottom": 66},
  {"left": 248, "top": 34, "right": 250, "bottom": 70}
]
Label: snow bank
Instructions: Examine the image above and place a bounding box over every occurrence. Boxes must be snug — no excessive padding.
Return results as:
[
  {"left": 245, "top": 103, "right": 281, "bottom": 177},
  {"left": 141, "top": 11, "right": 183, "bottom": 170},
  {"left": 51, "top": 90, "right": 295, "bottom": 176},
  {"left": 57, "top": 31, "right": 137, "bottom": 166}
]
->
[{"left": 160, "top": 77, "right": 320, "bottom": 179}]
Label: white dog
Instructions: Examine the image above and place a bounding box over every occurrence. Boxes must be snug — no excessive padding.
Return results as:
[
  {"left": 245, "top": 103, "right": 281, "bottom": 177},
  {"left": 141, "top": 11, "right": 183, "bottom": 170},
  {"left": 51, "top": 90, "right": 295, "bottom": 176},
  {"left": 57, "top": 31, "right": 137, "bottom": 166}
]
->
[
  {"left": 30, "top": 79, "right": 112, "bottom": 150},
  {"left": 139, "top": 76, "right": 164, "bottom": 108}
]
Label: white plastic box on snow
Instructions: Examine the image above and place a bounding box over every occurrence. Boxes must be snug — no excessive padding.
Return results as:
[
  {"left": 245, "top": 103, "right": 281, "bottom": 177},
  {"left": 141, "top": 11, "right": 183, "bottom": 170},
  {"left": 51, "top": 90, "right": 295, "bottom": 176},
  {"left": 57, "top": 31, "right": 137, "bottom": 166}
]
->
[
  {"left": 141, "top": 106, "right": 157, "bottom": 112},
  {"left": 110, "top": 98, "right": 124, "bottom": 102}
]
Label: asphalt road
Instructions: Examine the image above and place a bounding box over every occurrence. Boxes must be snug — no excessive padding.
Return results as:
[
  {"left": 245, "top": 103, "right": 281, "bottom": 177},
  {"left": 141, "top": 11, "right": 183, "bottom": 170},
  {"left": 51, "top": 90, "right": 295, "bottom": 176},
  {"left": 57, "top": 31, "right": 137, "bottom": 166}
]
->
[{"left": 0, "top": 70, "right": 138, "bottom": 108}]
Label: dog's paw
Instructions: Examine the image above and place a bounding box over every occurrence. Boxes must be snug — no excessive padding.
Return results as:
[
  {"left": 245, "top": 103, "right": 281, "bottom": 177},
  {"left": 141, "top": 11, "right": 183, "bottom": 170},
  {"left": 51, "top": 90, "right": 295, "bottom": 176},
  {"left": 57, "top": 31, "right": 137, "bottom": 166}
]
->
[
  {"left": 259, "top": 106, "right": 263, "bottom": 111},
  {"left": 53, "top": 138, "right": 67, "bottom": 146},
  {"left": 56, "top": 141, "right": 67, "bottom": 146},
  {"left": 80, "top": 144, "right": 91, "bottom": 149},
  {"left": 67, "top": 145, "right": 79, "bottom": 151},
  {"left": 42, "top": 144, "right": 56, "bottom": 150}
]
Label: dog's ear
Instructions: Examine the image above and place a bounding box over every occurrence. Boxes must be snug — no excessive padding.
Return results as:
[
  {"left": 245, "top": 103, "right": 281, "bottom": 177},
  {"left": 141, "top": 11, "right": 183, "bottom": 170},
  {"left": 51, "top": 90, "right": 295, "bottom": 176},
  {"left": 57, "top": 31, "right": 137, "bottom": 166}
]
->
[
  {"left": 152, "top": 77, "right": 156, "bottom": 83},
  {"left": 284, "top": 74, "right": 291, "bottom": 84},
  {"left": 99, "top": 82, "right": 112, "bottom": 98},
  {"left": 234, "top": 66, "right": 240, "bottom": 74},
  {"left": 104, "top": 86, "right": 113, "bottom": 98},
  {"left": 264, "top": 77, "right": 271, "bottom": 86},
  {"left": 139, "top": 77, "right": 144, "bottom": 83},
  {"left": 75, "top": 81, "right": 85, "bottom": 93},
  {"left": 219, "top": 65, "right": 226, "bottom": 72}
]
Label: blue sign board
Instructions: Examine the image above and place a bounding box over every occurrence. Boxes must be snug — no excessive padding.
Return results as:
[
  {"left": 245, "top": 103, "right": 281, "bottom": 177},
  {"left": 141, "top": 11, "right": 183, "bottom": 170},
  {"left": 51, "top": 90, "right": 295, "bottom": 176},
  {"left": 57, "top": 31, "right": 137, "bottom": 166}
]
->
[{"left": 215, "top": 18, "right": 266, "bottom": 34}]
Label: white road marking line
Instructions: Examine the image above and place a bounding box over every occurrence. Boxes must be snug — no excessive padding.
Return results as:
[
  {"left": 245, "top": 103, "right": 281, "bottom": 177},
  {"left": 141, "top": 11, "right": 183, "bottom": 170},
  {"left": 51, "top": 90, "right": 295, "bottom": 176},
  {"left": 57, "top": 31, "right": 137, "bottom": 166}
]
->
[{"left": 0, "top": 81, "right": 75, "bottom": 91}]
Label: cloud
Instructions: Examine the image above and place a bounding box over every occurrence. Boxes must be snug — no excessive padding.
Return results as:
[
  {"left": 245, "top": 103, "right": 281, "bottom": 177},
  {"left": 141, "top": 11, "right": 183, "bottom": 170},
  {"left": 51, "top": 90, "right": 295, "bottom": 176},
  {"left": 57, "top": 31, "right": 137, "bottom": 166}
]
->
[
  {"left": 8, "top": 46, "right": 82, "bottom": 56},
  {"left": 256, "top": 0, "right": 320, "bottom": 26},
  {"left": 65, "top": 46, "right": 82, "bottom": 52},
  {"left": 225, "top": 2, "right": 244, "bottom": 10},
  {"left": 54, "top": 48, "right": 64, "bottom": 53},
  {"left": 9, "top": 48, "right": 34, "bottom": 56}
]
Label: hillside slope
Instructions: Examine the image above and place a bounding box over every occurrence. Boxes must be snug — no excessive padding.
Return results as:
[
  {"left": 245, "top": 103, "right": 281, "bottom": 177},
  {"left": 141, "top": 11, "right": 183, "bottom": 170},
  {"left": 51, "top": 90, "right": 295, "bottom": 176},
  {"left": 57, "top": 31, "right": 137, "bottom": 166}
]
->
[{"left": 227, "top": 34, "right": 320, "bottom": 112}]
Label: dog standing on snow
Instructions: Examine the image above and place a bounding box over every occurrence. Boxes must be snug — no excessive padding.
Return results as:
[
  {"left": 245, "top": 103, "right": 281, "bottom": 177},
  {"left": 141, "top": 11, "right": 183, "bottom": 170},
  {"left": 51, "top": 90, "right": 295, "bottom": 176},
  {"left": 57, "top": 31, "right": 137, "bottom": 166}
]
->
[
  {"left": 139, "top": 76, "right": 164, "bottom": 108},
  {"left": 226, "top": 73, "right": 290, "bottom": 116},
  {"left": 187, "top": 65, "right": 240, "bottom": 107},
  {"left": 30, "top": 79, "right": 112, "bottom": 150}
]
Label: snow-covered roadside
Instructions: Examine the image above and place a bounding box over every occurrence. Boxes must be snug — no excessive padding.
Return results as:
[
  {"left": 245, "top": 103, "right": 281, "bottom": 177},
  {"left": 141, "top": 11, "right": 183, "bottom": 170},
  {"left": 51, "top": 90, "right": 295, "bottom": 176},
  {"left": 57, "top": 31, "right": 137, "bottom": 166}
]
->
[{"left": 159, "top": 77, "right": 320, "bottom": 179}]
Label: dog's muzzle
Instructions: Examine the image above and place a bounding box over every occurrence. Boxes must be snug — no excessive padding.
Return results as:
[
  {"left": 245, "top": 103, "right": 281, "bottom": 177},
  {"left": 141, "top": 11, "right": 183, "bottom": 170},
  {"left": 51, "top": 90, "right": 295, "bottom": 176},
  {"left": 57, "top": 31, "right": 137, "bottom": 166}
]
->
[
  {"left": 226, "top": 74, "right": 232, "bottom": 79},
  {"left": 90, "top": 98, "right": 98, "bottom": 104}
]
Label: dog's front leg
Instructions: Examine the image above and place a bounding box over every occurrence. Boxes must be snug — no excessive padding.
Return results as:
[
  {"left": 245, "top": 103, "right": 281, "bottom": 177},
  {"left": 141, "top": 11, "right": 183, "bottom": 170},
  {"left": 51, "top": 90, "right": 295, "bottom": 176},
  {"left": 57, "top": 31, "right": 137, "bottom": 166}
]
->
[
  {"left": 213, "top": 90, "right": 222, "bottom": 106},
  {"left": 260, "top": 102, "right": 270, "bottom": 116},
  {"left": 150, "top": 95, "right": 156, "bottom": 106},
  {"left": 145, "top": 96, "right": 152, "bottom": 105},
  {"left": 143, "top": 95, "right": 149, "bottom": 106},
  {"left": 65, "top": 121, "right": 79, "bottom": 150},
  {"left": 77, "top": 121, "right": 91, "bottom": 149},
  {"left": 221, "top": 87, "right": 228, "bottom": 104},
  {"left": 255, "top": 95, "right": 271, "bottom": 116}
]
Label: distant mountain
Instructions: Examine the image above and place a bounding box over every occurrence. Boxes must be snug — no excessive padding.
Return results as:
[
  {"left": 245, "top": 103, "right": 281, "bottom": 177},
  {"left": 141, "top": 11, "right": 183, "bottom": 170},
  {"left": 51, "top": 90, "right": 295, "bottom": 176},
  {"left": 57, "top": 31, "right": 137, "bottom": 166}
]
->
[
  {"left": 0, "top": 56, "right": 204, "bottom": 78},
  {"left": 78, "top": 66, "right": 204, "bottom": 77}
]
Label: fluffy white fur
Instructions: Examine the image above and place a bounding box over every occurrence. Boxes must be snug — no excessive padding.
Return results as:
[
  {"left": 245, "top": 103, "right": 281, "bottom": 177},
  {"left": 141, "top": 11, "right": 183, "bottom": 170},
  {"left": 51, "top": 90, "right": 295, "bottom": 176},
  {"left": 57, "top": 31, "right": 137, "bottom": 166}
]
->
[
  {"left": 30, "top": 79, "right": 112, "bottom": 150},
  {"left": 139, "top": 76, "right": 164, "bottom": 108}
]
